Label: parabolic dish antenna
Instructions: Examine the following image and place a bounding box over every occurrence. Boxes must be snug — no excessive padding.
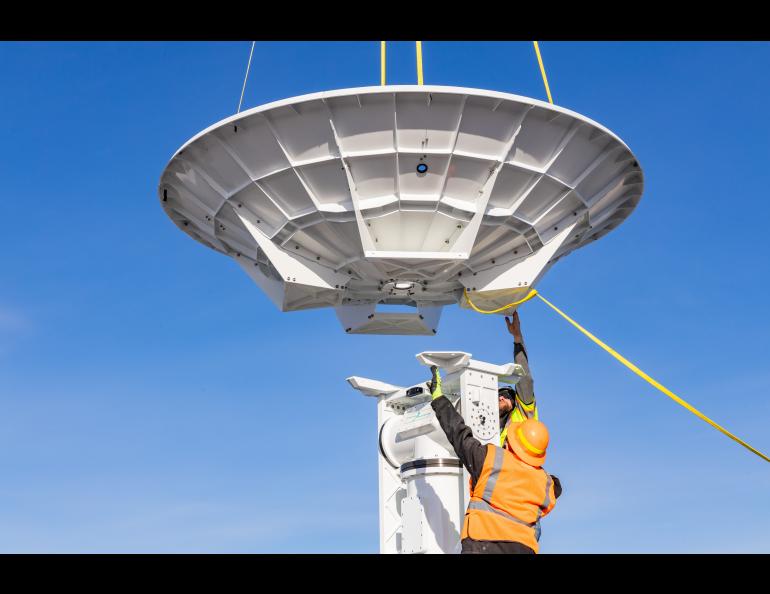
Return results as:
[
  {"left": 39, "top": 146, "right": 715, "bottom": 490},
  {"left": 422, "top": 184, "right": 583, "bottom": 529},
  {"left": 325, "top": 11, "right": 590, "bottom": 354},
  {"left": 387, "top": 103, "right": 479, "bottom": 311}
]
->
[{"left": 159, "top": 86, "right": 643, "bottom": 335}]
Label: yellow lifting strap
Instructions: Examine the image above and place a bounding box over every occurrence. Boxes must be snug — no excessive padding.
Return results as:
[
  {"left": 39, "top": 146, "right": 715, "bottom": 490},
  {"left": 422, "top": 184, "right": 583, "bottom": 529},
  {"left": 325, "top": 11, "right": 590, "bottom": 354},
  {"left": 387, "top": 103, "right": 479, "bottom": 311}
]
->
[
  {"left": 381, "top": 41, "right": 386, "bottom": 86},
  {"left": 463, "top": 288, "right": 770, "bottom": 463},
  {"left": 463, "top": 287, "right": 539, "bottom": 314},
  {"left": 532, "top": 41, "right": 554, "bottom": 105},
  {"left": 416, "top": 41, "right": 424, "bottom": 85}
]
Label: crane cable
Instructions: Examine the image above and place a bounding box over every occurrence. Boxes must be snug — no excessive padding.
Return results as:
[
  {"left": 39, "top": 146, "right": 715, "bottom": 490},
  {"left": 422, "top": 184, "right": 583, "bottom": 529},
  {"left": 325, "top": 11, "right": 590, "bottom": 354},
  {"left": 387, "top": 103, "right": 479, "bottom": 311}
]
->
[
  {"left": 532, "top": 41, "right": 554, "bottom": 104},
  {"left": 416, "top": 41, "right": 424, "bottom": 85},
  {"left": 237, "top": 41, "right": 256, "bottom": 114},
  {"left": 463, "top": 288, "right": 770, "bottom": 464},
  {"left": 381, "top": 41, "right": 386, "bottom": 85},
  {"left": 378, "top": 41, "right": 422, "bottom": 86}
]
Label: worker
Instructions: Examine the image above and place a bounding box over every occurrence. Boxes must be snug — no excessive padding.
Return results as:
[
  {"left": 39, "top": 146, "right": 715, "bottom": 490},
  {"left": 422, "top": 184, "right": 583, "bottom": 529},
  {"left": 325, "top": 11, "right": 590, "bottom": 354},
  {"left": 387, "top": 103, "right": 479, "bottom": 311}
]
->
[
  {"left": 499, "top": 311, "right": 538, "bottom": 449},
  {"left": 428, "top": 366, "right": 561, "bottom": 554},
  {"left": 499, "top": 310, "right": 547, "bottom": 541}
]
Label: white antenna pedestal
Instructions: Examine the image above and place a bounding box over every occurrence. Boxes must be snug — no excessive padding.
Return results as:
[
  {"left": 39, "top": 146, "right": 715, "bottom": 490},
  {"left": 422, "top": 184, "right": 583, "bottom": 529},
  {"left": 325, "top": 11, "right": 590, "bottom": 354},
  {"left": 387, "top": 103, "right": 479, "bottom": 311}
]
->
[{"left": 347, "top": 351, "right": 523, "bottom": 553}]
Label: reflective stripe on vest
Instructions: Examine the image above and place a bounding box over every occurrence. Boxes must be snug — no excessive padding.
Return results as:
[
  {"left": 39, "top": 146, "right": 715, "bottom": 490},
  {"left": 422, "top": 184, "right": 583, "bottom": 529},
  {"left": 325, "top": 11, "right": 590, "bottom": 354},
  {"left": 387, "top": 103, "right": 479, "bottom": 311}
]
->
[
  {"left": 482, "top": 447, "right": 505, "bottom": 501},
  {"left": 536, "top": 471, "right": 553, "bottom": 523},
  {"left": 467, "top": 500, "right": 537, "bottom": 528}
]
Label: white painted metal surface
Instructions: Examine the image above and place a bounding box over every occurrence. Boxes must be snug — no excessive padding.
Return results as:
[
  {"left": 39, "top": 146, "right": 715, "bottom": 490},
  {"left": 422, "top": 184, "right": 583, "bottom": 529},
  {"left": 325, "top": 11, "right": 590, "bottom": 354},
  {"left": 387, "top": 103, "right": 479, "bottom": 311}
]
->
[
  {"left": 348, "top": 351, "right": 521, "bottom": 553},
  {"left": 160, "top": 86, "right": 643, "bottom": 334}
]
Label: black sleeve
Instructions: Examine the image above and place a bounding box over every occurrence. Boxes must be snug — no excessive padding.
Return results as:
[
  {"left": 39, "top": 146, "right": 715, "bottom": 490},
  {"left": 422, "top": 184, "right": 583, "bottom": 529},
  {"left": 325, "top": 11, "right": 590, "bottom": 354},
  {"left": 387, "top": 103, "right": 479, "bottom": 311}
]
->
[
  {"left": 431, "top": 396, "right": 488, "bottom": 484},
  {"left": 513, "top": 341, "right": 535, "bottom": 406},
  {"left": 551, "top": 475, "right": 562, "bottom": 499}
]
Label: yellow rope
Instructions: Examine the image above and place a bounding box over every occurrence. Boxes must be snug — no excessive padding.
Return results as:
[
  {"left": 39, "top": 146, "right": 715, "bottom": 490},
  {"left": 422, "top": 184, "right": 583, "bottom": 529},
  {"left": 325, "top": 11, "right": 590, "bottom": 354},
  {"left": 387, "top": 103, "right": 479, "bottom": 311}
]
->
[
  {"left": 464, "top": 288, "right": 770, "bottom": 463},
  {"left": 416, "top": 41, "right": 424, "bottom": 85},
  {"left": 532, "top": 41, "right": 554, "bottom": 104},
  {"left": 381, "top": 41, "right": 386, "bottom": 86},
  {"left": 463, "top": 288, "right": 538, "bottom": 314}
]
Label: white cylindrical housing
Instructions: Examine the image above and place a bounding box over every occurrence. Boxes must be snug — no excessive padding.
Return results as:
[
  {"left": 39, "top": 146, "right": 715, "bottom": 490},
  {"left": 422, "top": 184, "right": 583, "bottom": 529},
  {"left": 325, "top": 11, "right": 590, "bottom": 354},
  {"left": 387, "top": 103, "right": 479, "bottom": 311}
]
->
[
  {"left": 400, "top": 461, "right": 465, "bottom": 554},
  {"left": 378, "top": 400, "right": 466, "bottom": 554}
]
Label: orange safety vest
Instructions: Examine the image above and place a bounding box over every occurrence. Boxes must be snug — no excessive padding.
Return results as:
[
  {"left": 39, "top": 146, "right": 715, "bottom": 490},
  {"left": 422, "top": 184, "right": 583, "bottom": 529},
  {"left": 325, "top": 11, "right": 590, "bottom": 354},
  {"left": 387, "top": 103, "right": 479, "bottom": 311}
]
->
[{"left": 461, "top": 444, "right": 556, "bottom": 553}]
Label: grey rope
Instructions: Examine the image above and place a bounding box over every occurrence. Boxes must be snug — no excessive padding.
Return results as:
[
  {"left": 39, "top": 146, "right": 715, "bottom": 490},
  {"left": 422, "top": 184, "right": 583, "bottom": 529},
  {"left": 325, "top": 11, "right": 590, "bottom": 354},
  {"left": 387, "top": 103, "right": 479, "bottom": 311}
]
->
[{"left": 237, "top": 41, "right": 256, "bottom": 113}]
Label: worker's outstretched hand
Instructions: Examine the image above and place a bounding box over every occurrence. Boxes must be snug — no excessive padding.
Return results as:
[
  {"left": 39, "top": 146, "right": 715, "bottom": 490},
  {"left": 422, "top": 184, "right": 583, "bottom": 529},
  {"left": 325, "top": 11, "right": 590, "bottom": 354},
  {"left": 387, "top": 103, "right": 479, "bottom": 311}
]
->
[
  {"left": 505, "top": 311, "right": 523, "bottom": 341},
  {"left": 427, "top": 365, "right": 443, "bottom": 400}
]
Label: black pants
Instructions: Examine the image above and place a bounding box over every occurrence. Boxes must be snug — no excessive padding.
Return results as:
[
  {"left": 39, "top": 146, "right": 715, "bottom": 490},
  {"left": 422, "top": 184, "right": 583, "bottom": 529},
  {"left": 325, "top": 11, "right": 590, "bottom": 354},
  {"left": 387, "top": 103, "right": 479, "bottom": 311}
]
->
[{"left": 461, "top": 537, "right": 535, "bottom": 554}]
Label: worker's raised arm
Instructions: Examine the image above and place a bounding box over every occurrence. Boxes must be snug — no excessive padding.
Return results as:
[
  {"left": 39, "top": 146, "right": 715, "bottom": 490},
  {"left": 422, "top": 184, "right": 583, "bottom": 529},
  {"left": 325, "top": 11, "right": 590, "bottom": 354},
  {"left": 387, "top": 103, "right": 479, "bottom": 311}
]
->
[
  {"left": 506, "top": 311, "right": 535, "bottom": 406},
  {"left": 427, "top": 367, "right": 487, "bottom": 484}
]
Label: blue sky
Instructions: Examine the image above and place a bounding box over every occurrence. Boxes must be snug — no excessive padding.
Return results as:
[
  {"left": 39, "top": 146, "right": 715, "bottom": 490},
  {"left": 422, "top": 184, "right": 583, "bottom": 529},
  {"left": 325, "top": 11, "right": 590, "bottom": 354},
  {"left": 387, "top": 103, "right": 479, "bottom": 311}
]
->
[{"left": 1, "top": 41, "right": 769, "bottom": 553}]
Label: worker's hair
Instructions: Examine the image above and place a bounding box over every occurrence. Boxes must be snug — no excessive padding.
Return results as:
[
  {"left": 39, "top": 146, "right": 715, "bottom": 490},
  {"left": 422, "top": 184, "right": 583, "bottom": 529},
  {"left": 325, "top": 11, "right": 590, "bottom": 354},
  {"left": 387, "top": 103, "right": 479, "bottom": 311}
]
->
[{"left": 498, "top": 386, "right": 516, "bottom": 400}]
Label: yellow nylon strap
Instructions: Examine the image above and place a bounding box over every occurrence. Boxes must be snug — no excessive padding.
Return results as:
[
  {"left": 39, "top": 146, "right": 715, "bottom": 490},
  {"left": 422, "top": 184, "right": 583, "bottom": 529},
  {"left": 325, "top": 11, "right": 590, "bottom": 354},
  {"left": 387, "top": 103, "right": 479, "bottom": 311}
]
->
[
  {"left": 532, "top": 41, "right": 554, "bottom": 104},
  {"left": 416, "top": 41, "right": 424, "bottom": 85},
  {"left": 463, "top": 288, "right": 539, "bottom": 314},
  {"left": 464, "top": 287, "right": 770, "bottom": 463},
  {"left": 381, "top": 41, "right": 386, "bottom": 85},
  {"left": 533, "top": 292, "right": 770, "bottom": 464}
]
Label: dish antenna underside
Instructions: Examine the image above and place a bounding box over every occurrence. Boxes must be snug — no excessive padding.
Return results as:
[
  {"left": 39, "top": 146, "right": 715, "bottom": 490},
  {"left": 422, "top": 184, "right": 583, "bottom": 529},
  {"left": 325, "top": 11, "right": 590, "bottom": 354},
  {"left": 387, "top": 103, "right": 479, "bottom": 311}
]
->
[{"left": 159, "top": 86, "right": 643, "bottom": 335}]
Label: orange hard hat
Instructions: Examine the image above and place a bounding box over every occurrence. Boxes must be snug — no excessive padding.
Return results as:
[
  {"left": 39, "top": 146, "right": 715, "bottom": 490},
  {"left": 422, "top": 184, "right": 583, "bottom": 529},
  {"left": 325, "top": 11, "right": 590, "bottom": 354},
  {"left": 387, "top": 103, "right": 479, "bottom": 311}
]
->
[{"left": 507, "top": 419, "right": 549, "bottom": 467}]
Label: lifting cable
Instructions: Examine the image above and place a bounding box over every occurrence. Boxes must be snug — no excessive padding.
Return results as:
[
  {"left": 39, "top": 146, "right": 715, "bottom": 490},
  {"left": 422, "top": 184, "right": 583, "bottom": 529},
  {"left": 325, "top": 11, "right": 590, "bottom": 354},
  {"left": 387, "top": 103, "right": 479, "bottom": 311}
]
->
[
  {"left": 378, "top": 41, "right": 422, "bottom": 85},
  {"left": 416, "top": 41, "right": 424, "bottom": 85},
  {"left": 463, "top": 288, "right": 770, "bottom": 464},
  {"left": 381, "top": 41, "right": 386, "bottom": 85},
  {"left": 532, "top": 41, "right": 554, "bottom": 104},
  {"left": 237, "top": 41, "right": 256, "bottom": 114}
]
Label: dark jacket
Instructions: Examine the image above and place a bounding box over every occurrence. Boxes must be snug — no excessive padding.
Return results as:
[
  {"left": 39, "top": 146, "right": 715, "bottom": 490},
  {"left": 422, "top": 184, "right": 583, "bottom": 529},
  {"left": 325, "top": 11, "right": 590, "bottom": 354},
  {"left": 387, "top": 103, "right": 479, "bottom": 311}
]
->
[{"left": 431, "top": 395, "right": 561, "bottom": 554}]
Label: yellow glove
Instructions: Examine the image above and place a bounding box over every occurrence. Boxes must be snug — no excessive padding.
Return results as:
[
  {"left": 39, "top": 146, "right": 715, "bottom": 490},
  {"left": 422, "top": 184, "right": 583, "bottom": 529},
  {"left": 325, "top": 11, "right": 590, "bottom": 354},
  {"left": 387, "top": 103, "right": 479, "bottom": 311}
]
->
[{"left": 428, "top": 365, "right": 443, "bottom": 399}]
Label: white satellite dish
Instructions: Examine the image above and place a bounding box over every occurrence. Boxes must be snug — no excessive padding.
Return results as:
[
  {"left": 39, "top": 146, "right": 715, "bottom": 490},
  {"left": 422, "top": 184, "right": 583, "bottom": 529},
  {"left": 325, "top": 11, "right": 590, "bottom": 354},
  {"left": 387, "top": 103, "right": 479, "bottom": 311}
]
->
[{"left": 159, "top": 85, "right": 643, "bottom": 335}]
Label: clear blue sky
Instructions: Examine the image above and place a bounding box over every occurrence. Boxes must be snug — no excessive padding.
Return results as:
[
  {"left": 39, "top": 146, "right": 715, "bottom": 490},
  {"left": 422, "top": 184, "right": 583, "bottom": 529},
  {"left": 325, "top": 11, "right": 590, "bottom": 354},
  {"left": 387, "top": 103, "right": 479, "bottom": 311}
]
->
[{"left": 1, "top": 41, "right": 769, "bottom": 553}]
